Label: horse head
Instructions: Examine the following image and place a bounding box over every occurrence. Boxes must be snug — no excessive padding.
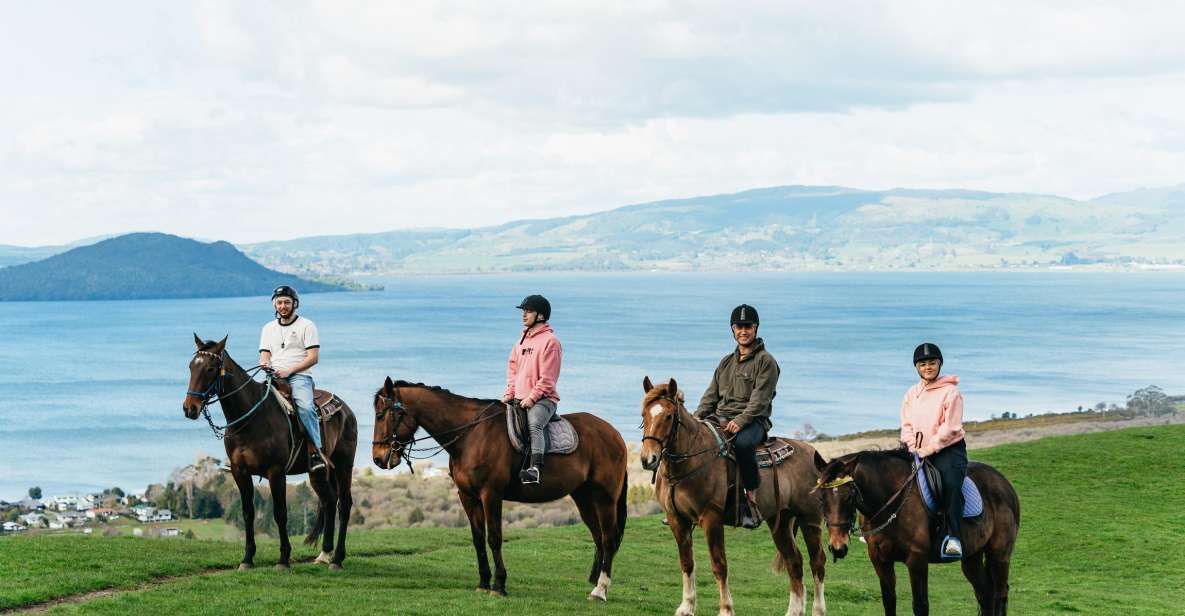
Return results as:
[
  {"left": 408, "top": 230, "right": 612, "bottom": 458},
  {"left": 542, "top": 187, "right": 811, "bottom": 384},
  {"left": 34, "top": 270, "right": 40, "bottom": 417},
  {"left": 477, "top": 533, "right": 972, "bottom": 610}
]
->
[
  {"left": 372, "top": 376, "right": 419, "bottom": 469},
  {"left": 184, "top": 334, "right": 227, "bottom": 420},
  {"left": 639, "top": 376, "right": 684, "bottom": 471},
  {"left": 815, "top": 453, "right": 861, "bottom": 561}
]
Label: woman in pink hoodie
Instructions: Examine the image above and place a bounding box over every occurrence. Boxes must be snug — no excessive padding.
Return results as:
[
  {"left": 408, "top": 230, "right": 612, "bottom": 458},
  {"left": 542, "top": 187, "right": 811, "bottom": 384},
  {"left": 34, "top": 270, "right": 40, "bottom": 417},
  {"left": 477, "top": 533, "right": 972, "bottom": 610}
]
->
[
  {"left": 502, "top": 294, "right": 562, "bottom": 485},
  {"left": 900, "top": 342, "right": 967, "bottom": 560}
]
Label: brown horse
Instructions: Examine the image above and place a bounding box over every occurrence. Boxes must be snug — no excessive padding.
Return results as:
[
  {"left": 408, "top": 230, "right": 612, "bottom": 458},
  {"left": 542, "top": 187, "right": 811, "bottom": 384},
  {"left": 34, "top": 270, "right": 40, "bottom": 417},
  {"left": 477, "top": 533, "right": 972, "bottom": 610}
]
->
[
  {"left": 815, "top": 448, "right": 1020, "bottom": 615},
  {"left": 182, "top": 336, "right": 358, "bottom": 570},
  {"left": 640, "top": 377, "right": 828, "bottom": 616},
  {"left": 371, "top": 377, "right": 628, "bottom": 599}
]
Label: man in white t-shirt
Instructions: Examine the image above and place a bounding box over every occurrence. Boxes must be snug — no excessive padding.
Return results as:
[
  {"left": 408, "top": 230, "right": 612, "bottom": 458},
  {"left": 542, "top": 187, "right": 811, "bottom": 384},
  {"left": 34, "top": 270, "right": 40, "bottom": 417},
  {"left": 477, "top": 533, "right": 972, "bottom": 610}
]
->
[{"left": 259, "top": 285, "right": 325, "bottom": 472}]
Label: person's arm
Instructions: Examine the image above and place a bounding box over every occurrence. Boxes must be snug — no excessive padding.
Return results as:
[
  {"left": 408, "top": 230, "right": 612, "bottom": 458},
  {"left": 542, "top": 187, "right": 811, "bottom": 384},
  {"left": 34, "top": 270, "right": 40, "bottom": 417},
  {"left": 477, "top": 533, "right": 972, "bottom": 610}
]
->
[
  {"left": 923, "top": 389, "right": 965, "bottom": 456},
  {"left": 502, "top": 345, "right": 518, "bottom": 403},
  {"left": 733, "top": 356, "right": 778, "bottom": 429},
  {"left": 524, "top": 338, "right": 561, "bottom": 407},
  {"left": 694, "top": 360, "right": 725, "bottom": 418},
  {"left": 274, "top": 323, "right": 320, "bottom": 378},
  {"left": 259, "top": 326, "right": 271, "bottom": 369},
  {"left": 900, "top": 391, "right": 917, "bottom": 450}
]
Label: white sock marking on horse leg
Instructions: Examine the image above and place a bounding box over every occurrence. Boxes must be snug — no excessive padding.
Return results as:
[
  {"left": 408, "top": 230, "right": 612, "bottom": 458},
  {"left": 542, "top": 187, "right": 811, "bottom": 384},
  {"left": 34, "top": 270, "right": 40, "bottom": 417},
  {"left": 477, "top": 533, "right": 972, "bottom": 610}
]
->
[
  {"left": 716, "top": 575, "right": 734, "bottom": 616},
  {"left": 785, "top": 584, "right": 805, "bottom": 616},
  {"left": 811, "top": 576, "right": 826, "bottom": 616},
  {"left": 649, "top": 404, "right": 664, "bottom": 418},
  {"left": 675, "top": 568, "right": 697, "bottom": 616},
  {"left": 314, "top": 551, "right": 332, "bottom": 564},
  {"left": 589, "top": 572, "right": 611, "bottom": 601}
]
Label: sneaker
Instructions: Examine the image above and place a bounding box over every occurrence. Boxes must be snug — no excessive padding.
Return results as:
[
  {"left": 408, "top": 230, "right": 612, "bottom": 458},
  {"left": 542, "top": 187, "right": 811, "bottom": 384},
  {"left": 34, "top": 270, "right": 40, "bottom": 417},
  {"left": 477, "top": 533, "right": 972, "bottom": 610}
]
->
[
  {"left": 309, "top": 451, "right": 327, "bottom": 473},
  {"left": 519, "top": 466, "right": 541, "bottom": 485},
  {"left": 941, "top": 535, "right": 963, "bottom": 560}
]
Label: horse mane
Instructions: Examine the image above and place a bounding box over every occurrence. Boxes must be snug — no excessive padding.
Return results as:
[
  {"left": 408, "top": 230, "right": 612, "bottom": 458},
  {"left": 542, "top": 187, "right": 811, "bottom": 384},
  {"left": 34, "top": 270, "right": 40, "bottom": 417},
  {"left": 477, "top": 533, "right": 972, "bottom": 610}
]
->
[
  {"left": 641, "top": 384, "right": 684, "bottom": 410},
  {"left": 819, "top": 445, "right": 912, "bottom": 481},
  {"left": 373, "top": 380, "right": 500, "bottom": 407}
]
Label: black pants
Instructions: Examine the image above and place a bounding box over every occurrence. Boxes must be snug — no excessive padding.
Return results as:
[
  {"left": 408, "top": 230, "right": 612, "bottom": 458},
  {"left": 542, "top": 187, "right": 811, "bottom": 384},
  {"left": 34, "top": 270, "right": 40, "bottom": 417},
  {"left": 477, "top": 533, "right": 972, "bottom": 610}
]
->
[
  {"left": 929, "top": 439, "right": 968, "bottom": 537},
  {"left": 733, "top": 422, "right": 766, "bottom": 491}
]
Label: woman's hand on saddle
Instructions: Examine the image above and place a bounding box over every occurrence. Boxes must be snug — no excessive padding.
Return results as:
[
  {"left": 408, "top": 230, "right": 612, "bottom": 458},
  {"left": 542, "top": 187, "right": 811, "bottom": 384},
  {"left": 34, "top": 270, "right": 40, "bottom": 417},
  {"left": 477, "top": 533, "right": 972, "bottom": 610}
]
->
[{"left": 724, "top": 420, "right": 742, "bottom": 434}]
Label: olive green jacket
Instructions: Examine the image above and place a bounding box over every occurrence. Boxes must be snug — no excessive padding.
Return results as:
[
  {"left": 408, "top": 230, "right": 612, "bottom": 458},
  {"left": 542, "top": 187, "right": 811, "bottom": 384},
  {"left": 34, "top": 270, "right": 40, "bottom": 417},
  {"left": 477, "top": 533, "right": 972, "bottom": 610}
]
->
[{"left": 694, "top": 338, "right": 779, "bottom": 432}]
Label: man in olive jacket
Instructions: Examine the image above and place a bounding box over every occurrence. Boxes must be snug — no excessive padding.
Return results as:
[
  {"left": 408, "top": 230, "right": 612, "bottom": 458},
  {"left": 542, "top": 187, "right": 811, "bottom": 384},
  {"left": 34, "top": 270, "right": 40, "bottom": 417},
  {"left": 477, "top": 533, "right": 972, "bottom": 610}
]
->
[{"left": 695, "top": 304, "right": 780, "bottom": 529}]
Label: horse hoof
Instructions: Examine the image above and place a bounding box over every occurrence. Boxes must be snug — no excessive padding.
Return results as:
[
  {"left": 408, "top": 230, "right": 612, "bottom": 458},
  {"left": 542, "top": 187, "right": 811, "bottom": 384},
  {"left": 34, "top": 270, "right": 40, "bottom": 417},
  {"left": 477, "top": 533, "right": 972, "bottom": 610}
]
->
[
  {"left": 490, "top": 589, "right": 507, "bottom": 598},
  {"left": 475, "top": 587, "right": 490, "bottom": 594},
  {"left": 274, "top": 564, "right": 290, "bottom": 572},
  {"left": 329, "top": 563, "right": 343, "bottom": 572},
  {"left": 588, "top": 591, "right": 607, "bottom": 602},
  {"left": 314, "top": 551, "right": 333, "bottom": 565},
  {"left": 237, "top": 563, "right": 253, "bottom": 571}
]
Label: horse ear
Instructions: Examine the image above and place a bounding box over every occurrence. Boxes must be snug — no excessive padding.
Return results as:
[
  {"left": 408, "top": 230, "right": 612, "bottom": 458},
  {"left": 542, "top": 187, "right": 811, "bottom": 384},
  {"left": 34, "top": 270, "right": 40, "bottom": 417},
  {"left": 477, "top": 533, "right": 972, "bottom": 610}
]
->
[
  {"left": 643, "top": 376, "right": 653, "bottom": 392},
  {"left": 384, "top": 376, "right": 395, "bottom": 398},
  {"left": 842, "top": 456, "right": 860, "bottom": 475},
  {"left": 813, "top": 450, "right": 828, "bottom": 472},
  {"left": 193, "top": 333, "right": 203, "bottom": 348},
  {"left": 667, "top": 378, "right": 678, "bottom": 397},
  {"left": 214, "top": 336, "right": 228, "bottom": 353}
]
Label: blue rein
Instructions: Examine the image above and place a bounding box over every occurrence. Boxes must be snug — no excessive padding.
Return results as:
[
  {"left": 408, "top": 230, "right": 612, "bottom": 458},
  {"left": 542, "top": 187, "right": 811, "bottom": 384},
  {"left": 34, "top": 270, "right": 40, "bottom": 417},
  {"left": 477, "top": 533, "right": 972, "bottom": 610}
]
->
[{"left": 189, "top": 353, "right": 273, "bottom": 439}]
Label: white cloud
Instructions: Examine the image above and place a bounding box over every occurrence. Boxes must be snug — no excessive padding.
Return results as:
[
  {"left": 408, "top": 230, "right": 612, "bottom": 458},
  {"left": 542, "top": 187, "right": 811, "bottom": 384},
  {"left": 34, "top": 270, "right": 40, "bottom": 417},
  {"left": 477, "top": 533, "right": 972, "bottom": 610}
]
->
[{"left": 1, "top": 2, "right": 1184, "bottom": 245}]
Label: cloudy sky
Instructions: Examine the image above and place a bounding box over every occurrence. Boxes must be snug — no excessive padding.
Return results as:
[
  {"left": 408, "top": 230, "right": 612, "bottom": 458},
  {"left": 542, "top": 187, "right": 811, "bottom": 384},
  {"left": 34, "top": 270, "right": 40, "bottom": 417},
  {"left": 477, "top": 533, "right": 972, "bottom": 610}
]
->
[{"left": 2, "top": 1, "right": 1184, "bottom": 245}]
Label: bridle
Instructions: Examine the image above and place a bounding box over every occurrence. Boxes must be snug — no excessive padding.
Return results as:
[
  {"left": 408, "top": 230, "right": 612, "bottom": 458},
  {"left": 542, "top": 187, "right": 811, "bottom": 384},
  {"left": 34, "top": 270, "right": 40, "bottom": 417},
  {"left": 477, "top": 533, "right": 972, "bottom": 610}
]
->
[
  {"left": 816, "top": 461, "right": 920, "bottom": 537},
  {"left": 187, "top": 350, "right": 272, "bottom": 439},
  {"left": 641, "top": 392, "right": 732, "bottom": 519},
  {"left": 371, "top": 386, "right": 502, "bottom": 472}
]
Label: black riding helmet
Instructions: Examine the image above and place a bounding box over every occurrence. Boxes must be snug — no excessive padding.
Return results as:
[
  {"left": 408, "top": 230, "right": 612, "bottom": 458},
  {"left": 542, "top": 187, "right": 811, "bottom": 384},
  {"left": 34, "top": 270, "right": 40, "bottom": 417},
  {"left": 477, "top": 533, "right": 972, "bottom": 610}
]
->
[
  {"left": 913, "top": 342, "right": 943, "bottom": 365},
  {"left": 516, "top": 294, "right": 551, "bottom": 322},
  {"left": 272, "top": 285, "right": 300, "bottom": 309},
  {"left": 730, "top": 304, "right": 759, "bottom": 327}
]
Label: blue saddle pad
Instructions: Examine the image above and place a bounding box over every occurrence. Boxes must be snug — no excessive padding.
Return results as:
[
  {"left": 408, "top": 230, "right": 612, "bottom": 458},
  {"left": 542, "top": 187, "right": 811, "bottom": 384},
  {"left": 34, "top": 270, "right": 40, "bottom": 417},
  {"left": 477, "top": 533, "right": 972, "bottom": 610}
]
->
[{"left": 915, "top": 456, "right": 983, "bottom": 518}]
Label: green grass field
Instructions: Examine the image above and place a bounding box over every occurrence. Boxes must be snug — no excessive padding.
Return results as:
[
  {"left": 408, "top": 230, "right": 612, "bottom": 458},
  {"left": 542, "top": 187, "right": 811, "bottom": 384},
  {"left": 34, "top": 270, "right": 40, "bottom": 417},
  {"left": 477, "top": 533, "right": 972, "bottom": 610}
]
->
[{"left": 3, "top": 425, "right": 1183, "bottom": 615}]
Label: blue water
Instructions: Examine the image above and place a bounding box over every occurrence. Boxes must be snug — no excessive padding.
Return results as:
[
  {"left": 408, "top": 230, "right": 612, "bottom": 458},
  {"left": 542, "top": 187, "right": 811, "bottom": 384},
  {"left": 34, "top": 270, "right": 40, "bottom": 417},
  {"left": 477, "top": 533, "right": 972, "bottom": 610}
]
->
[{"left": 1, "top": 272, "right": 1182, "bottom": 500}]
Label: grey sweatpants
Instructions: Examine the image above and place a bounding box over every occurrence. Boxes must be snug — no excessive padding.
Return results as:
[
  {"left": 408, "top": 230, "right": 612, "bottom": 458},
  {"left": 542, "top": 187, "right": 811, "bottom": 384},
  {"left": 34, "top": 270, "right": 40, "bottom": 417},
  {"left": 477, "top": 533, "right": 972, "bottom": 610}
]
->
[{"left": 525, "top": 399, "right": 558, "bottom": 457}]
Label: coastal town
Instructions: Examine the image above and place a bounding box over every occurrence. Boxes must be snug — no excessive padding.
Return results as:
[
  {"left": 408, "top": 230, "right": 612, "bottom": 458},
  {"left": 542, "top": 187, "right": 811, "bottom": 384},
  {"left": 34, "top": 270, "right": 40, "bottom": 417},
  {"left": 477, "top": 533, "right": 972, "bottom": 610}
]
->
[{"left": 1, "top": 490, "right": 176, "bottom": 536}]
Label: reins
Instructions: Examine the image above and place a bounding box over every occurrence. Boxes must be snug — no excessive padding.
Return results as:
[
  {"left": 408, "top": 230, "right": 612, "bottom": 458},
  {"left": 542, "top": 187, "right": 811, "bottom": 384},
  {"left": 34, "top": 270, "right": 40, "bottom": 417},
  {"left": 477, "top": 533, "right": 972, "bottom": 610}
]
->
[
  {"left": 643, "top": 394, "right": 734, "bottom": 517},
  {"left": 372, "top": 387, "right": 503, "bottom": 472},
  {"left": 819, "top": 460, "right": 920, "bottom": 537},
  {"left": 188, "top": 350, "right": 274, "bottom": 440}
]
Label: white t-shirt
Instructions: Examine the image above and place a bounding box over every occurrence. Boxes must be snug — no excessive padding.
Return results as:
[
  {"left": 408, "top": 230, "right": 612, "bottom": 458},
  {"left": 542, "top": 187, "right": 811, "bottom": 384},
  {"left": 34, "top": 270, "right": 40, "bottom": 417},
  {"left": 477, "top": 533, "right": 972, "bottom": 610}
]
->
[{"left": 259, "top": 316, "right": 320, "bottom": 375}]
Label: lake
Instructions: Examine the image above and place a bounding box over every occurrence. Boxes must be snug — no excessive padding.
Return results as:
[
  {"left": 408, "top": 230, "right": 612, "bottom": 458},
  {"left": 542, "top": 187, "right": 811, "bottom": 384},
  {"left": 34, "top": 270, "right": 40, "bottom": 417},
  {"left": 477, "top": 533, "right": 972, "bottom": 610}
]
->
[{"left": 1, "top": 271, "right": 1182, "bottom": 500}]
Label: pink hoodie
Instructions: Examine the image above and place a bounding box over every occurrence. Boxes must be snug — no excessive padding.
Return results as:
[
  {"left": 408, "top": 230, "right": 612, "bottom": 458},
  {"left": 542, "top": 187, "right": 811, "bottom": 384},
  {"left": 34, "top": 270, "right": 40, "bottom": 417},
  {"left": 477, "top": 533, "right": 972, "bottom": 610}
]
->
[
  {"left": 503, "top": 324, "right": 562, "bottom": 405},
  {"left": 900, "top": 375, "right": 965, "bottom": 457}
]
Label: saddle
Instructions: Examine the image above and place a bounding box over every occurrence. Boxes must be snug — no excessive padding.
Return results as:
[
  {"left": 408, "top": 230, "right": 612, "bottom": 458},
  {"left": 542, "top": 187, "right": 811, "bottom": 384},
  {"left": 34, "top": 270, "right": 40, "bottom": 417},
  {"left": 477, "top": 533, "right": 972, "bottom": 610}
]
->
[
  {"left": 270, "top": 378, "right": 347, "bottom": 459},
  {"left": 702, "top": 417, "right": 796, "bottom": 527},
  {"left": 506, "top": 403, "right": 579, "bottom": 455},
  {"left": 914, "top": 455, "right": 984, "bottom": 563}
]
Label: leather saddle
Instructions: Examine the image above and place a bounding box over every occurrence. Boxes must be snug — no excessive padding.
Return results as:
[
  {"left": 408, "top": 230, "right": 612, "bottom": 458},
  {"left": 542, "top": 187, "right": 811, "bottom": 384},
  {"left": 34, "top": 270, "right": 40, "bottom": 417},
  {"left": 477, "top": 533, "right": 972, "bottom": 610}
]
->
[
  {"left": 702, "top": 416, "right": 795, "bottom": 528},
  {"left": 270, "top": 378, "right": 347, "bottom": 459}
]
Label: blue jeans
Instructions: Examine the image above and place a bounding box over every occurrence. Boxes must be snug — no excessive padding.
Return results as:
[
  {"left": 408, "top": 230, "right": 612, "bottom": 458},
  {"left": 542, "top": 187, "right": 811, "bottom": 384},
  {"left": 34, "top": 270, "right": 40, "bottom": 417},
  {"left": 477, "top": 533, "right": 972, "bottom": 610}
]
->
[{"left": 287, "top": 373, "right": 322, "bottom": 450}]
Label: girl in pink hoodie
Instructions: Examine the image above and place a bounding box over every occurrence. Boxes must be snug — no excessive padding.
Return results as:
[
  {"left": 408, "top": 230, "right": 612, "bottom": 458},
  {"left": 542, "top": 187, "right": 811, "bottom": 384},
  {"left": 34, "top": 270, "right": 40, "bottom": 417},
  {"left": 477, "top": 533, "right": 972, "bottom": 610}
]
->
[
  {"left": 900, "top": 342, "right": 967, "bottom": 560},
  {"left": 502, "top": 294, "right": 562, "bottom": 485}
]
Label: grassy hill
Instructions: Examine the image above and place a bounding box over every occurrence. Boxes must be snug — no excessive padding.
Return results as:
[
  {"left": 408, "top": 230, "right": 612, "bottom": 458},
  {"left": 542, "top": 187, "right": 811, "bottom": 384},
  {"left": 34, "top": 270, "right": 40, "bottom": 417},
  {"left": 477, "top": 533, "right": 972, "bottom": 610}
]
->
[
  {"left": 3, "top": 425, "right": 1183, "bottom": 614},
  {"left": 0, "top": 233, "right": 347, "bottom": 301},
  {"left": 242, "top": 184, "right": 1185, "bottom": 275}
]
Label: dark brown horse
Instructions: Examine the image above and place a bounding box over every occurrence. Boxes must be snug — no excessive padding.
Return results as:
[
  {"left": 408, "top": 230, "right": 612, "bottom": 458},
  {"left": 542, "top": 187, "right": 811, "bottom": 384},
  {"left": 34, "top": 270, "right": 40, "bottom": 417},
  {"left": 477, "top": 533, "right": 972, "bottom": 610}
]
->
[
  {"left": 640, "top": 378, "right": 828, "bottom": 616},
  {"left": 815, "top": 448, "right": 1020, "bottom": 615},
  {"left": 182, "top": 336, "right": 358, "bottom": 570},
  {"left": 371, "top": 377, "right": 628, "bottom": 599}
]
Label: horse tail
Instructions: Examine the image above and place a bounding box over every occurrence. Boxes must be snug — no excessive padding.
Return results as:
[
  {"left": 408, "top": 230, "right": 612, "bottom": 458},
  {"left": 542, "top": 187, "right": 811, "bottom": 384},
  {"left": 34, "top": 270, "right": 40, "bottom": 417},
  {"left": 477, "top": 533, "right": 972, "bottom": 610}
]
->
[
  {"left": 614, "top": 471, "right": 628, "bottom": 551},
  {"left": 303, "top": 503, "right": 325, "bottom": 546},
  {"left": 772, "top": 552, "right": 786, "bottom": 574}
]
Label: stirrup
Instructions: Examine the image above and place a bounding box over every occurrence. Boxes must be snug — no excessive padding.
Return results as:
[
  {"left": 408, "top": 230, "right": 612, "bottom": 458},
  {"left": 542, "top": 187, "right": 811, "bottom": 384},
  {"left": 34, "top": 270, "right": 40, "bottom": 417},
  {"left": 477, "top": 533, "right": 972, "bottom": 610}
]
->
[
  {"left": 308, "top": 451, "right": 326, "bottom": 473},
  {"left": 940, "top": 535, "right": 963, "bottom": 561},
  {"left": 519, "top": 466, "right": 541, "bottom": 485},
  {"left": 740, "top": 490, "right": 763, "bottom": 530}
]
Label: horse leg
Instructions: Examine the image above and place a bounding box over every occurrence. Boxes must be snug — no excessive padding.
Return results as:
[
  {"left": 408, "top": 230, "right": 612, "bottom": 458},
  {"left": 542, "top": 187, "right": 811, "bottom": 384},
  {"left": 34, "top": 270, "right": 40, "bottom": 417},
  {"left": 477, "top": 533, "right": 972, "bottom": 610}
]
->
[
  {"left": 986, "top": 548, "right": 1012, "bottom": 615},
  {"left": 961, "top": 552, "right": 992, "bottom": 616},
  {"left": 671, "top": 515, "right": 697, "bottom": 616},
  {"left": 458, "top": 490, "right": 491, "bottom": 592},
  {"left": 702, "top": 513, "right": 734, "bottom": 616},
  {"left": 589, "top": 488, "right": 621, "bottom": 601},
  {"left": 798, "top": 516, "right": 828, "bottom": 616},
  {"left": 905, "top": 554, "right": 930, "bottom": 616},
  {"left": 870, "top": 555, "right": 896, "bottom": 616},
  {"left": 267, "top": 469, "right": 291, "bottom": 569},
  {"left": 771, "top": 515, "right": 805, "bottom": 616},
  {"left": 308, "top": 473, "right": 337, "bottom": 564},
  {"left": 572, "top": 489, "right": 605, "bottom": 591},
  {"left": 331, "top": 461, "right": 353, "bottom": 570},
  {"left": 481, "top": 491, "right": 509, "bottom": 596},
  {"left": 232, "top": 469, "right": 256, "bottom": 570}
]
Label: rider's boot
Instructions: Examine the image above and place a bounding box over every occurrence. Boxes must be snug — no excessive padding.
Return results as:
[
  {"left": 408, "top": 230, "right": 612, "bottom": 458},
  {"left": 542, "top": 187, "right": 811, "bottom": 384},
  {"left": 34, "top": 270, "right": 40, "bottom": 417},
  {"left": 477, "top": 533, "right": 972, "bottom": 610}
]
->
[
  {"left": 940, "top": 535, "right": 964, "bottom": 561},
  {"left": 519, "top": 454, "right": 544, "bottom": 485},
  {"left": 308, "top": 443, "right": 327, "bottom": 473},
  {"left": 740, "top": 489, "right": 764, "bottom": 530}
]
